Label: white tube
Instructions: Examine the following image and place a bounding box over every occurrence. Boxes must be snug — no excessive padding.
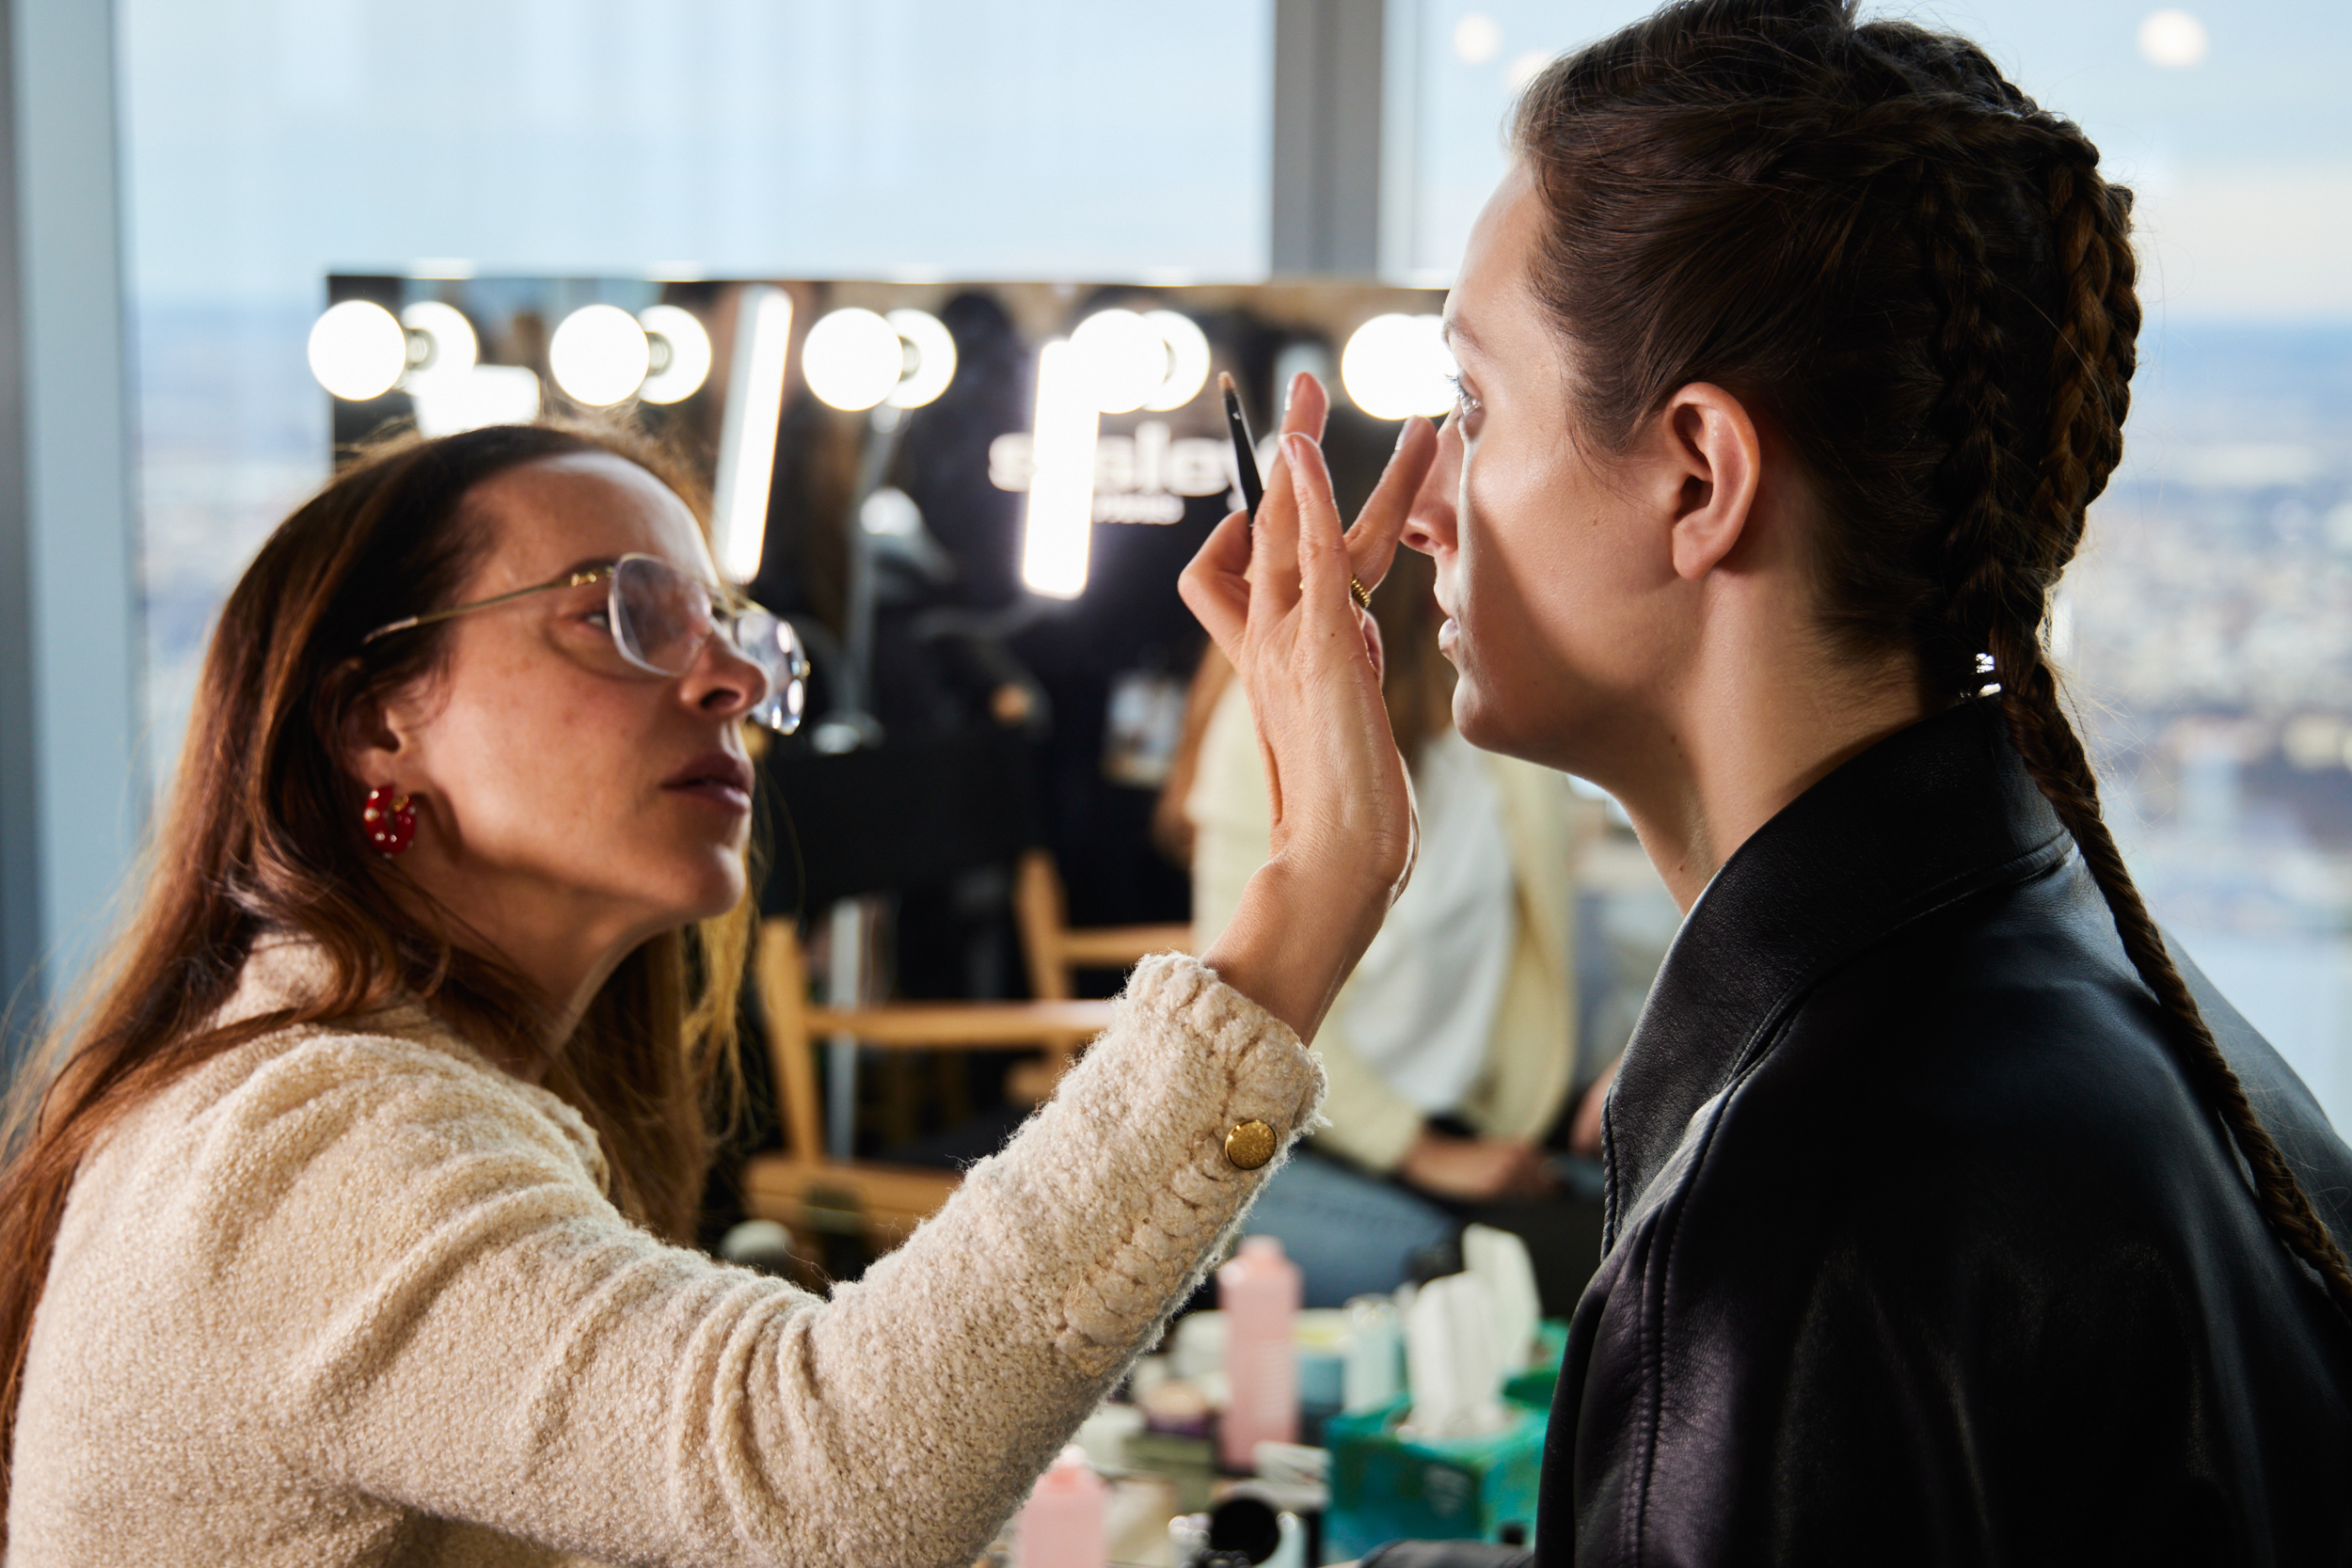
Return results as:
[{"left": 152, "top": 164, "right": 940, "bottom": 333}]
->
[
  {"left": 713, "top": 286, "right": 794, "bottom": 583},
  {"left": 1021, "top": 338, "right": 1098, "bottom": 599}
]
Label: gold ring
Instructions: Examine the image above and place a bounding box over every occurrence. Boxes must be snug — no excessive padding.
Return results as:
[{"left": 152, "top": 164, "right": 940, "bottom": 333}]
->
[{"left": 1349, "top": 576, "right": 1374, "bottom": 611}]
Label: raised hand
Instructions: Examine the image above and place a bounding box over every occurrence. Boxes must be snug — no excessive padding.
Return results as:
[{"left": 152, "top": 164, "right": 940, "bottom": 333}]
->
[{"left": 1180, "top": 372, "right": 1438, "bottom": 1043}]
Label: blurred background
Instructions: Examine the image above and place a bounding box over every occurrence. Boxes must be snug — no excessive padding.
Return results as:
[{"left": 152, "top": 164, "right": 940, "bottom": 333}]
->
[{"left": 4, "top": 0, "right": 2348, "bottom": 1138}]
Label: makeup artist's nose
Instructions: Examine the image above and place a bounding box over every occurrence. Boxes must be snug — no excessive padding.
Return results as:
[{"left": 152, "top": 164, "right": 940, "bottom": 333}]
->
[
  {"left": 1401, "top": 412, "right": 1463, "bottom": 556},
  {"left": 676, "top": 629, "right": 769, "bottom": 720}
]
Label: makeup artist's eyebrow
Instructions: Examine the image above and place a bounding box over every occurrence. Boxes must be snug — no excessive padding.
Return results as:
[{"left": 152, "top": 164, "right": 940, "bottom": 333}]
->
[{"left": 552, "top": 555, "right": 622, "bottom": 583}]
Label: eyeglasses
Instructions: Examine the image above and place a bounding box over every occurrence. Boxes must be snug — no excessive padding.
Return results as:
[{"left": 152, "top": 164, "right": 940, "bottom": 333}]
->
[{"left": 361, "top": 553, "right": 809, "bottom": 734}]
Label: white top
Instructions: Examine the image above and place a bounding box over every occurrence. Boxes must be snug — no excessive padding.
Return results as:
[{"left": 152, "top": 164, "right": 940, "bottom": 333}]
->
[{"left": 1339, "top": 726, "right": 1518, "bottom": 1115}]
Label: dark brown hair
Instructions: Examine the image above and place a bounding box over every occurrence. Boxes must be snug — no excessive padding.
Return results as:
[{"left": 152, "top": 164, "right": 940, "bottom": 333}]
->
[
  {"left": 1511, "top": 0, "right": 2352, "bottom": 1315},
  {"left": 0, "top": 420, "right": 755, "bottom": 1524}
]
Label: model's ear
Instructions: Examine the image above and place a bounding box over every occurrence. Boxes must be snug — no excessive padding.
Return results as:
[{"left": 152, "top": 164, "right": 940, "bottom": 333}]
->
[{"left": 1654, "top": 383, "right": 1763, "bottom": 582}]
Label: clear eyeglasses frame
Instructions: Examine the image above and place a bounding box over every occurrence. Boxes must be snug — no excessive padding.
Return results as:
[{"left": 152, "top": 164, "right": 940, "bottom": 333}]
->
[{"left": 360, "top": 553, "right": 809, "bottom": 734}]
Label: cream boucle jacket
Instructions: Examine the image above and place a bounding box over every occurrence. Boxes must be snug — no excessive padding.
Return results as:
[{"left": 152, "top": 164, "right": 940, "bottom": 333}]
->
[{"left": 9, "top": 941, "right": 1322, "bottom": 1567}]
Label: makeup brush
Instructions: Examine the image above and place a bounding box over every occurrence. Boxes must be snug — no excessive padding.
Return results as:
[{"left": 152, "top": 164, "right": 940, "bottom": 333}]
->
[
  {"left": 1219, "top": 370, "right": 1372, "bottom": 610},
  {"left": 1219, "top": 371, "right": 1264, "bottom": 519}
]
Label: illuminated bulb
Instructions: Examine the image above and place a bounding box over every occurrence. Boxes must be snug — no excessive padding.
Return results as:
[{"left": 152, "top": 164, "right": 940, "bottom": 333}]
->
[
  {"left": 1022, "top": 339, "right": 1098, "bottom": 599},
  {"left": 862, "top": 486, "right": 923, "bottom": 537},
  {"left": 1142, "top": 310, "right": 1212, "bottom": 411},
  {"left": 407, "top": 365, "right": 542, "bottom": 436},
  {"left": 2138, "top": 8, "right": 2208, "bottom": 67},
  {"left": 637, "top": 304, "right": 712, "bottom": 404},
  {"left": 1069, "top": 309, "right": 1166, "bottom": 415},
  {"left": 713, "top": 286, "right": 793, "bottom": 581},
  {"left": 884, "top": 308, "right": 958, "bottom": 409},
  {"left": 400, "top": 301, "right": 478, "bottom": 375},
  {"left": 1340, "top": 313, "right": 1456, "bottom": 420},
  {"left": 1454, "top": 12, "right": 1501, "bottom": 64},
  {"left": 307, "top": 300, "right": 408, "bottom": 401},
  {"left": 549, "top": 304, "right": 650, "bottom": 406},
  {"left": 803, "top": 308, "right": 903, "bottom": 412}
]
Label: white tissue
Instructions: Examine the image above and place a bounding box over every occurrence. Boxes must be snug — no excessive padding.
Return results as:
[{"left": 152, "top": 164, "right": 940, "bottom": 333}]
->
[
  {"left": 1461, "top": 1224, "right": 1542, "bottom": 1371},
  {"left": 1402, "top": 1272, "right": 1510, "bottom": 1438}
]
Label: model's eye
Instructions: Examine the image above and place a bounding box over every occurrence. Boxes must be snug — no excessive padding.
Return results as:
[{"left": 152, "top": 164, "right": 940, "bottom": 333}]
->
[{"left": 1447, "top": 373, "right": 1483, "bottom": 419}]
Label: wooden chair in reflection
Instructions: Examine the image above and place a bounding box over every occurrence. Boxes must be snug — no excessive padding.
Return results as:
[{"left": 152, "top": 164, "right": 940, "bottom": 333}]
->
[{"left": 739, "top": 731, "right": 1191, "bottom": 1256}]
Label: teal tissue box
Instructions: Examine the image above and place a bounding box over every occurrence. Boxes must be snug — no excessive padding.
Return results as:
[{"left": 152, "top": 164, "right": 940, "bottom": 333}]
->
[
  {"left": 1501, "top": 1318, "right": 1572, "bottom": 1411},
  {"left": 1324, "top": 1397, "right": 1548, "bottom": 1560}
]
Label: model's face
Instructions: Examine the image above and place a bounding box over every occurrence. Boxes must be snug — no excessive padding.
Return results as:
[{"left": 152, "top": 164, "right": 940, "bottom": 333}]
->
[
  {"left": 1403, "top": 160, "right": 1697, "bottom": 779},
  {"left": 381, "top": 453, "right": 764, "bottom": 947}
]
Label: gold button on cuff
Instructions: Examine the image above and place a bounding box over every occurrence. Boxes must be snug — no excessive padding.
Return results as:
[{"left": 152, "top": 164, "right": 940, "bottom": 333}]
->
[{"left": 1225, "top": 1119, "right": 1277, "bottom": 1170}]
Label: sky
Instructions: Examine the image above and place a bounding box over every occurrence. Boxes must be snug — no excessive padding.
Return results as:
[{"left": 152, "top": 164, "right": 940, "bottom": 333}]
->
[
  {"left": 1404, "top": 0, "right": 2352, "bottom": 320},
  {"left": 119, "top": 1, "right": 2349, "bottom": 319}
]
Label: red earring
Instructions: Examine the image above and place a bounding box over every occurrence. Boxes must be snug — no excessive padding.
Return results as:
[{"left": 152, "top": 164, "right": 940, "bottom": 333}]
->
[{"left": 362, "top": 786, "right": 417, "bottom": 857}]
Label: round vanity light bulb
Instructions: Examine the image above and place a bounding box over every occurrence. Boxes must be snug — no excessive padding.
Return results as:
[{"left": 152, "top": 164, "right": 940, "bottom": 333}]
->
[
  {"left": 636, "top": 304, "right": 713, "bottom": 404},
  {"left": 399, "top": 300, "right": 478, "bottom": 376},
  {"left": 1070, "top": 309, "right": 1168, "bottom": 416},
  {"left": 1142, "top": 309, "right": 1212, "bottom": 411},
  {"left": 548, "top": 304, "right": 651, "bottom": 406},
  {"left": 884, "top": 308, "right": 958, "bottom": 409},
  {"left": 307, "top": 300, "right": 408, "bottom": 401},
  {"left": 803, "top": 308, "right": 904, "bottom": 412},
  {"left": 1340, "top": 313, "right": 1456, "bottom": 420}
]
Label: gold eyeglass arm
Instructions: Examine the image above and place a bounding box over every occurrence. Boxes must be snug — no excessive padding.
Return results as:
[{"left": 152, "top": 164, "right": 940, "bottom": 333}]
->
[{"left": 359, "top": 566, "right": 614, "bottom": 646}]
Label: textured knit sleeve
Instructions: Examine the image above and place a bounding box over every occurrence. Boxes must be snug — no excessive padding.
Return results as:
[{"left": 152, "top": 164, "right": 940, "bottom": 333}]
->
[
  {"left": 175, "top": 958, "right": 1320, "bottom": 1568},
  {"left": 1188, "top": 680, "right": 1424, "bottom": 1173}
]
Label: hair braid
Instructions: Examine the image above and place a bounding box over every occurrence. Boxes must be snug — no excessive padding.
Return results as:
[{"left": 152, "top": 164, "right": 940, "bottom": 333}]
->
[
  {"left": 1998, "top": 649, "right": 2352, "bottom": 1318},
  {"left": 1928, "top": 115, "right": 2352, "bottom": 1320},
  {"left": 1915, "top": 153, "right": 2035, "bottom": 694}
]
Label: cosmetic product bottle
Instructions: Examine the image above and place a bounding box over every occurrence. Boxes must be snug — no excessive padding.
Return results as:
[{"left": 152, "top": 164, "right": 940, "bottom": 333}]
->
[
  {"left": 1217, "top": 1235, "right": 1301, "bottom": 1470},
  {"left": 1015, "top": 1445, "right": 1106, "bottom": 1568}
]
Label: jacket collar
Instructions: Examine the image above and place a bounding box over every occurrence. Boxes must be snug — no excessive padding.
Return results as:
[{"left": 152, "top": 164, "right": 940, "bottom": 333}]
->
[{"left": 1600, "top": 699, "right": 2072, "bottom": 1248}]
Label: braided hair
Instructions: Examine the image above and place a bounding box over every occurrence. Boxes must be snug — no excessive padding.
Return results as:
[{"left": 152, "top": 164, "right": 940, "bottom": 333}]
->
[{"left": 1511, "top": 0, "right": 2352, "bottom": 1318}]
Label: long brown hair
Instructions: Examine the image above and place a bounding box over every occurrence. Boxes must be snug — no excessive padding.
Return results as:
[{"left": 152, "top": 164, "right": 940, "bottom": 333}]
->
[
  {"left": 1512, "top": 0, "right": 2352, "bottom": 1316},
  {"left": 0, "top": 421, "right": 755, "bottom": 1516}
]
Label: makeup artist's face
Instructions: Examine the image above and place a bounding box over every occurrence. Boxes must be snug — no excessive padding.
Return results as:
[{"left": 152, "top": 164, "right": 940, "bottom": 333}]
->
[
  {"left": 1400, "top": 160, "right": 1699, "bottom": 780},
  {"left": 369, "top": 455, "right": 763, "bottom": 948}
]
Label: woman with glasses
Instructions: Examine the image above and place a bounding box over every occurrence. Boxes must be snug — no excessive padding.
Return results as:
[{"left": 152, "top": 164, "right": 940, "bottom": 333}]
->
[{"left": 0, "top": 419, "right": 1438, "bottom": 1564}]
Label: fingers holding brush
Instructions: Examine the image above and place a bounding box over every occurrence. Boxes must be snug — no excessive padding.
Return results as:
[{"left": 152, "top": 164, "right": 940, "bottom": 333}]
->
[{"left": 1178, "top": 507, "right": 1255, "bottom": 663}]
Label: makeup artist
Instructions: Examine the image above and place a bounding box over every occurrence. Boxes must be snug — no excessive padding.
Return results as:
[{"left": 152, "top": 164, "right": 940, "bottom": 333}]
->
[
  {"left": 1190, "top": 1, "right": 2352, "bottom": 1560},
  {"left": 0, "top": 417, "right": 1435, "bottom": 1565}
]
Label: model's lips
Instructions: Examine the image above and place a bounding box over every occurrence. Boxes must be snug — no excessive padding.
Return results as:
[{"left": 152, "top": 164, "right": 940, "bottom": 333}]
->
[{"left": 661, "top": 750, "right": 755, "bottom": 811}]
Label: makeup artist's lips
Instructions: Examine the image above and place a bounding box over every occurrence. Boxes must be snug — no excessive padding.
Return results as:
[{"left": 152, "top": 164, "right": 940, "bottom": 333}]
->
[{"left": 662, "top": 751, "right": 754, "bottom": 812}]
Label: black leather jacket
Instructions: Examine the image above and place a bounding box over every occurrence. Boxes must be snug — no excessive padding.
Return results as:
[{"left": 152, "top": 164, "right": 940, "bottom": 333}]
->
[{"left": 1370, "top": 702, "right": 2352, "bottom": 1567}]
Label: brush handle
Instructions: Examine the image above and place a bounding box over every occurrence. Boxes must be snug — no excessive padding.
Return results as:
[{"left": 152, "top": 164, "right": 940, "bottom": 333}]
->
[{"left": 1223, "top": 388, "right": 1264, "bottom": 518}]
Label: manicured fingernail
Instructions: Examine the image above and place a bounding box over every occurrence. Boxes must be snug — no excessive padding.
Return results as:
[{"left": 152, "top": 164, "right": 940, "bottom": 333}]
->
[
  {"left": 1394, "top": 420, "right": 1412, "bottom": 451},
  {"left": 1283, "top": 372, "right": 1301, "bottom": 412}
]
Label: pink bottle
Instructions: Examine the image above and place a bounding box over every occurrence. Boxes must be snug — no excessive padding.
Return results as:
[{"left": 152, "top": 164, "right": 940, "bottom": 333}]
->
[
  {"left": 1015, "top": 1445, "right": 1106, "bottom": 1568},
  {"left": 1217, "top": 1234, "right": 1301, "bottom": 1470}
]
